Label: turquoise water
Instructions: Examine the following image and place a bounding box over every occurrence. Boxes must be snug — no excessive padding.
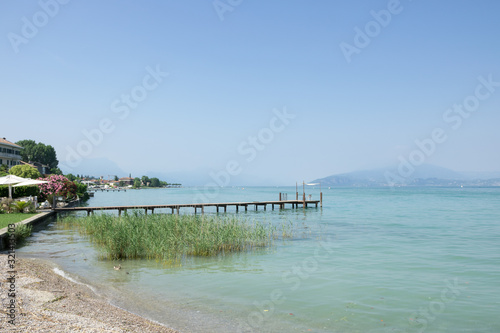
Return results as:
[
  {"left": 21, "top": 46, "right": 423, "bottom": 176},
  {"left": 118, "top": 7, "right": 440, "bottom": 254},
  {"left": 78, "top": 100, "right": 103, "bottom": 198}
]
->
[{"left": 17, "top": 187, "right": 500, "bottom": 332}]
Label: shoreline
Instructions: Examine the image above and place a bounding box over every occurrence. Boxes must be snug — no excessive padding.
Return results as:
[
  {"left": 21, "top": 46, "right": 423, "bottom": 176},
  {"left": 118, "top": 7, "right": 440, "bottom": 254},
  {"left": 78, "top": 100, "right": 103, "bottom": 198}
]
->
[{"left": 0, "top": 254, "right": 180, "bottom": 332}]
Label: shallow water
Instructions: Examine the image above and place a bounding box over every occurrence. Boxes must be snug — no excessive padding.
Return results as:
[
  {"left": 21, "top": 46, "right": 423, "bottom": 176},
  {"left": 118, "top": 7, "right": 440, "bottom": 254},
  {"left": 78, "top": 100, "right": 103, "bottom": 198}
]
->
[{"left": 16, "top": 186, "right": 500, "bottom": 332}]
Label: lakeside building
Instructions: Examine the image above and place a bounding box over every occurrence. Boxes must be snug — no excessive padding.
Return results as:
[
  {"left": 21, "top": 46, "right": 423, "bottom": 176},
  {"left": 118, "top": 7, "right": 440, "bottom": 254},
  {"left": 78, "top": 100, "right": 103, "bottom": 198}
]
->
[
  {"left": 119, "top": 177, "right": 134, "bottom": 186},
  {"left": 20, "top": 160, "right": 51, "bottom": 176},
  {"left": 0, "top": 137, "right": 23, "bottom": 170}
]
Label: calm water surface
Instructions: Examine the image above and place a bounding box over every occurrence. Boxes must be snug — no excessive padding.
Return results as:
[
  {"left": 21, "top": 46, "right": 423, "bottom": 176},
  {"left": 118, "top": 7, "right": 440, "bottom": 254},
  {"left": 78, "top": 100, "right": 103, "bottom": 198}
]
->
[{"left": 17, "top": 187, "right": 500, "bottom": 332}]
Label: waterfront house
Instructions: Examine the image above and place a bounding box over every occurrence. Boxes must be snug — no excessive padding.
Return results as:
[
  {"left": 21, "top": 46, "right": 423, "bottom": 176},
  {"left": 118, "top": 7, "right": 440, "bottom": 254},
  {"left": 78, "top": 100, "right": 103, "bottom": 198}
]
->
[
  {"left": 119, "top": 177, "right": 134, "bottom": 186},
  {"left": 0, "top": 137, "right": 22, "bottom": 170},
  {"left": 20, "top": 160, "right": 51, "bottom": 176}
]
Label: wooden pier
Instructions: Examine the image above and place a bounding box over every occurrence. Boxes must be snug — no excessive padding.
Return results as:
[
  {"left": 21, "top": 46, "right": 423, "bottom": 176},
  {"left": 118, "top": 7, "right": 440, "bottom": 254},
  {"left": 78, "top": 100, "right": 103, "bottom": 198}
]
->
[{"left": 54, "top": 199, "right": 320, "bottom": 216}]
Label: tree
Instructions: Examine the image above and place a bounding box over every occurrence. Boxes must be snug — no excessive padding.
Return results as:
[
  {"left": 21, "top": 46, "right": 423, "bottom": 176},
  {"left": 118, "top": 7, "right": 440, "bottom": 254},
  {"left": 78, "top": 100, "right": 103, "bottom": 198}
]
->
[
  {"left": 9, "top": 165, "right": 41, "bottom": 179},
  {"left": 0, "top": 164, "right": 8, "bottom": 177},
  {"left": 51, "top": 167, "right": 63, "bottom": 175},
  {"left": 66, "top": 173, "right": 76, "bottom": 181},
  {"left": 150, "top": 177, "right": 160, "bottom": 187},
  {"left": 141, "top": 176, "right": 150, "bottom": 186},
  {"left": 133, "top": 177, "right": 141, "bottom": 188},
  {"left": 114, "top": 175, "right": 119, "bottom": 181},
  {"left": 16, "top": 139, "right": 59, "bottom": 169}
]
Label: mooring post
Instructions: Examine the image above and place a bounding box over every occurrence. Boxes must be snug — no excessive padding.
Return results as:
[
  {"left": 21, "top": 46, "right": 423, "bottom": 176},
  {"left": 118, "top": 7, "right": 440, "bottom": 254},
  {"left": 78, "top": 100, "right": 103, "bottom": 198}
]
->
[
  {"left": 279, "top": 192, "right": 282, "bottom": 201},
  {"left": 320, "top": 192, "right": 323, "bottom": 207}
]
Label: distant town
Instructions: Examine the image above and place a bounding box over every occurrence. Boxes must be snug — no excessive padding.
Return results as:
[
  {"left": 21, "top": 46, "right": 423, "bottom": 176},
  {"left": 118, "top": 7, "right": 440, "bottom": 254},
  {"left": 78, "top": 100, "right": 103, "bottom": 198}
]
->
[
  {"left": 1, "top": 137, "right": 181, "bottom": 192},
  {"left": 76, "top": 174, "right": 182, "bottom": 190}
]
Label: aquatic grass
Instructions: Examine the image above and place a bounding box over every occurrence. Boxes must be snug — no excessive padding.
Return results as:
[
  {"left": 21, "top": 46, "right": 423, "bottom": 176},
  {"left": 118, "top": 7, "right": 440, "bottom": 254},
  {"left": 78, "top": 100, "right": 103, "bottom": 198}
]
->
[
  {"left": 60, "top": 212, "right": 289, "bottom": 261},
  {"left": 7, "top": 223, "right": 33, "bottom": 242}
]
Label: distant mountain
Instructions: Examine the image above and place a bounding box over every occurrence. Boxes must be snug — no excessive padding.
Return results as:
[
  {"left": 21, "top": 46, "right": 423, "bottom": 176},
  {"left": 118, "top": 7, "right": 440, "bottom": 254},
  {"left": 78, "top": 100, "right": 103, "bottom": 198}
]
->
[{"left": 312, "top": 164, "right": 500, "bottom": 187}]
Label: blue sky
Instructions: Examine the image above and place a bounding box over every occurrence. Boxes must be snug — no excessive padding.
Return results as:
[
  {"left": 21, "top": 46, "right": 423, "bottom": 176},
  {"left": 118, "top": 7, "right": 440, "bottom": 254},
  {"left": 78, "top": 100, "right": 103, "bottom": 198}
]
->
[{"left": 1, "top": 0, "right": 499, "bottom": 185}]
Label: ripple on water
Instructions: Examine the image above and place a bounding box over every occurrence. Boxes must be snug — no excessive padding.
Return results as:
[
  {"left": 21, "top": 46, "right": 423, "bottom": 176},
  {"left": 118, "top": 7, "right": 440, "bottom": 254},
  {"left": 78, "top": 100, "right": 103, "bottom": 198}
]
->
[{"left": 15, "top": 187, "right": 500, "bottom": 333}]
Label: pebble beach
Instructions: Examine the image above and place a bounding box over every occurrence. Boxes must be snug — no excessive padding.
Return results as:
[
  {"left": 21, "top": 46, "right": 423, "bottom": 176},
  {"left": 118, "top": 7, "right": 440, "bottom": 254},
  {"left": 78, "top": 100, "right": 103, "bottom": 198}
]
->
[{"left": 0, "top": 254, "right": 179, "bottom": 332}]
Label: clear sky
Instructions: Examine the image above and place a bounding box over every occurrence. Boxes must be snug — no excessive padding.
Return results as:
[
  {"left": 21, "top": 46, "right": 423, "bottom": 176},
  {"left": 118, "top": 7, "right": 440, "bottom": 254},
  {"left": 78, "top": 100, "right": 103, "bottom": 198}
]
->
[{"left": 1, "top": 0, "right": 499, "bottom": 185}]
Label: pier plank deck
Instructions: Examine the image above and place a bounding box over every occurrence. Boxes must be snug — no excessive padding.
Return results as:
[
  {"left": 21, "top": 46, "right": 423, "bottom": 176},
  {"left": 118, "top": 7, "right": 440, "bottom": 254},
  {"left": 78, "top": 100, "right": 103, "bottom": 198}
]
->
[{"left": 54, "top": 200, "right": 320, "bottom": 215}]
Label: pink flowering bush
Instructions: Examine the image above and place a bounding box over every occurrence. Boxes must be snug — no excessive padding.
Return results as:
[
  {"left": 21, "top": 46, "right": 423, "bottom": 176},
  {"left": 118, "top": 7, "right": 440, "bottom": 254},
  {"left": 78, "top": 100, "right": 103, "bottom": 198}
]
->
[{"left": 38, "top": 175, "right": 77, "bottom": 202}]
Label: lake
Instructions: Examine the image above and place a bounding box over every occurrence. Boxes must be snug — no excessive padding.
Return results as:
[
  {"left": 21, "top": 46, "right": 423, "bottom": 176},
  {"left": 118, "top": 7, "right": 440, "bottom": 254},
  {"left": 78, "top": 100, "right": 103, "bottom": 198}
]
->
[{"left": 17, "top": 186, "right": 500, "bottom": 332}]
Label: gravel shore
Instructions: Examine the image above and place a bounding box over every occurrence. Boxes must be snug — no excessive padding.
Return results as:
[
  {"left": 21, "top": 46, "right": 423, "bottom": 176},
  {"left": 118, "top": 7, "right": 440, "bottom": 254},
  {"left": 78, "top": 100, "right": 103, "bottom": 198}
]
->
[{"left": 0, "top": 254, "right": 180, "bottom": 332}]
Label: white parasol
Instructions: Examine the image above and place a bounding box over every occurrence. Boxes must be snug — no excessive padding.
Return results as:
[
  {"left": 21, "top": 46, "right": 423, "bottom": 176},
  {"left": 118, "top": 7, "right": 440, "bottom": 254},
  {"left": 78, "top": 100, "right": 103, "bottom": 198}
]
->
[
  {"left": 13, "top": 179, "right": 48, "bottom": 187},
  {"left": 0, "top": 175, "right": 28, "bottom": 199}
]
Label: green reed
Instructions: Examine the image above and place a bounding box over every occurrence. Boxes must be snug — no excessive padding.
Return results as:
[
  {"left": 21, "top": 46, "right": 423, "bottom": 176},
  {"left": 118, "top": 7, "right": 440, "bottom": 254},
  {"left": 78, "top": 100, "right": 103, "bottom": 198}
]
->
[{"left": 60, "top": 212, "right": 290, "bottom": 261}]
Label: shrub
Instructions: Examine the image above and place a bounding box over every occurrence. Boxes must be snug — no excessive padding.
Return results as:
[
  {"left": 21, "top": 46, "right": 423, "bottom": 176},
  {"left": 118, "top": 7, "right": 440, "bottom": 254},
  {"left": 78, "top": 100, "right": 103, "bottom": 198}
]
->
[
  {"left": 0, "top": 185, "right": 39, "bottom": 199},
  {"left": 11, "top": 223, "right": 32, "bottom": 241},
  {"left": 75, "top": 182, "right": 89, "bottom": 201},
  {"left": 38, "top": 175, "right": 77, "bottom": 201},
  {"left": 10, "top": 201, "right": 32, "bottom": 213},
  {"left": 1, "top": 198, "right": 14, "bottom": 213}
]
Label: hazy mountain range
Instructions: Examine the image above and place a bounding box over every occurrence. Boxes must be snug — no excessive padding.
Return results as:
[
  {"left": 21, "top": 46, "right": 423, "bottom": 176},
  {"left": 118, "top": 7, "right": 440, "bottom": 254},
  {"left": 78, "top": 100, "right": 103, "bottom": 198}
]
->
[
  {"left": 311, "top": 164, "right": 500, "bottom": 187},
  {"left": 62, "top": 159, "right": 500, "bottom": 187}
]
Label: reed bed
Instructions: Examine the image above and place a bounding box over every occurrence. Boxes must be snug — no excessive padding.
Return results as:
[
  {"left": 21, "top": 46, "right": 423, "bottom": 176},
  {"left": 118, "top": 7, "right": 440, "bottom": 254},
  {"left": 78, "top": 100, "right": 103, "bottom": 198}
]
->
[{"left": 60, "top": 212, "right": 288, "bottom": 261}]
